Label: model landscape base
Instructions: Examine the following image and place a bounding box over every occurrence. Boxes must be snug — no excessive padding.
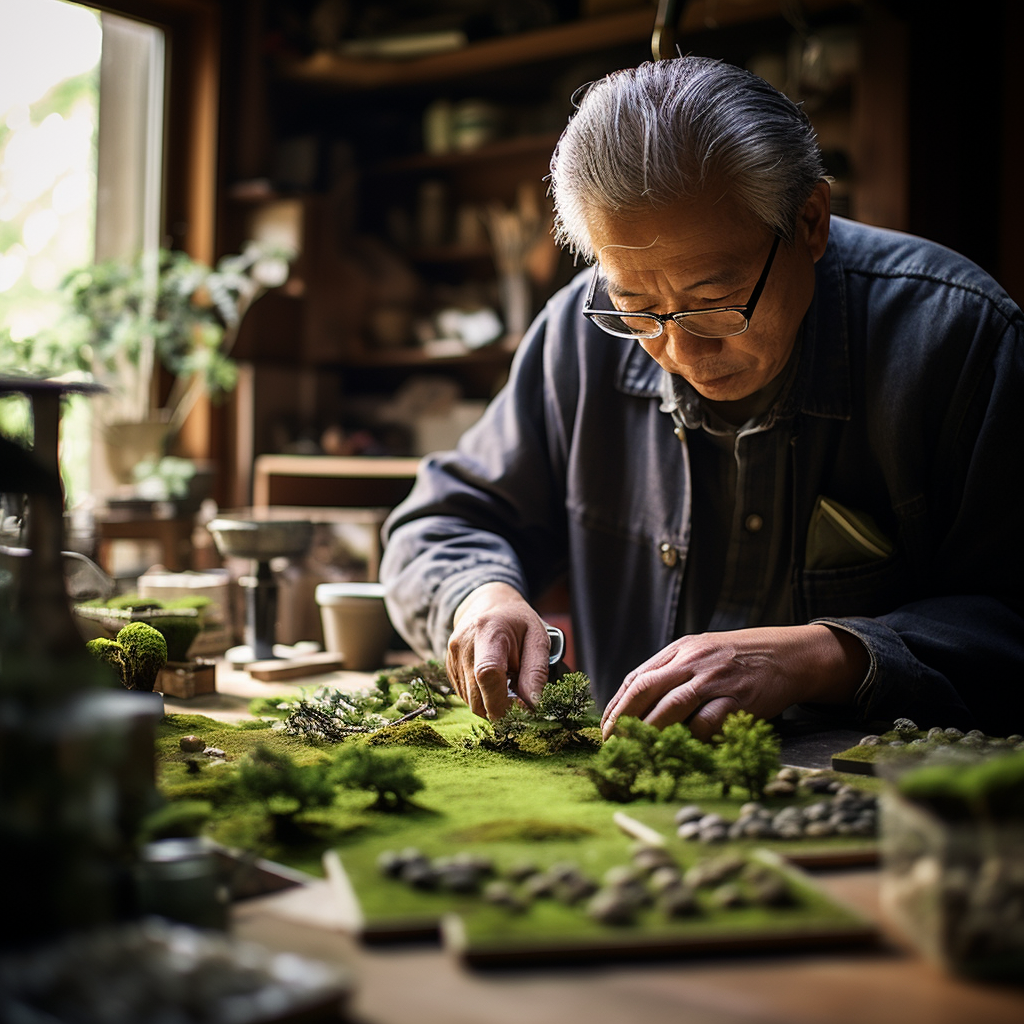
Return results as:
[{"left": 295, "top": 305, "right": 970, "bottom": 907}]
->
[{"left": 155, "top": 681, "right": 882, "bottom": 967}]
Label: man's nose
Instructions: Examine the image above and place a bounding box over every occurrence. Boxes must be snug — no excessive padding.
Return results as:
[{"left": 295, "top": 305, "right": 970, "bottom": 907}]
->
[{"left": 658, "top": 321, "right": 722, "bottom": 364}]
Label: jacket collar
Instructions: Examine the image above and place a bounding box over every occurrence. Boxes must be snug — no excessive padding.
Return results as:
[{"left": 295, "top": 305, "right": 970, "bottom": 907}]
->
[{"left": 614, "top": 225, "right": 852, "bottom": 422}]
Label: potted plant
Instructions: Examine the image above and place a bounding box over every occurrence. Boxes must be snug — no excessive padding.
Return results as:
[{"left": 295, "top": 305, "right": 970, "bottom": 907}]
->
[{"left": 6, "top": 241, "right": 292, "bottom": 486}]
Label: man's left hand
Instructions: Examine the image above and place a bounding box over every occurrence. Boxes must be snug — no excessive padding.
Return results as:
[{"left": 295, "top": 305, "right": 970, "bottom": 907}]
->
[{"left": 600, "top": 624, "right": 868, "bottom": 742}]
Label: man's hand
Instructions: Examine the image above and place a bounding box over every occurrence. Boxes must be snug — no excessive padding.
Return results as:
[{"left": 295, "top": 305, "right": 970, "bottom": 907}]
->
[
  {"left": 446, "top": 582, "right": 552, "bottom": 721},
  {"left": 600, "top": 624, "right": 868, "bottom": 742}
]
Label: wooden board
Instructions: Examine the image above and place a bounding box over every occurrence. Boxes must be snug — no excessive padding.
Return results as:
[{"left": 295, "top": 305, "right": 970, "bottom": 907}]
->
[
  {"left": 246, "top": 652, "right": 345, "bottom": 680},
  {"left": 325, "top": 847, "right": 876, "bottom": 966}
]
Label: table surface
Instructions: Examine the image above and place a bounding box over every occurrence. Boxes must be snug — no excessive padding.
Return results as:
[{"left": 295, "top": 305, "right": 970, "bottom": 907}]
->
[{"left": 168, "top": 663, "right": 1024, "bottom": 1024}]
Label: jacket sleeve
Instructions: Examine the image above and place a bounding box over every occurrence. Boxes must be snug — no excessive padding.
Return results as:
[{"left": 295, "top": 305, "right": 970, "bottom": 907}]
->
[
  {"left": 817, "top": 302, "right": 1024, "bottom": 734},
  {"left": 379, "top": 302, "right": 573, "bottom": 659}
]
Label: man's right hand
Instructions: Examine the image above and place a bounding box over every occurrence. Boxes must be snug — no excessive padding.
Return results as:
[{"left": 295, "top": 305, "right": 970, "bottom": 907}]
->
[{"left": 446, "top": 582, "right": 551, "bottom": 721}]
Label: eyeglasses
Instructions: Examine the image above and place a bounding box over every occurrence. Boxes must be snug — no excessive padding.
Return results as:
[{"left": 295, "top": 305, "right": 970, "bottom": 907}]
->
[{"left": 583, "top": 234, "right": 781, "bottom": 340}]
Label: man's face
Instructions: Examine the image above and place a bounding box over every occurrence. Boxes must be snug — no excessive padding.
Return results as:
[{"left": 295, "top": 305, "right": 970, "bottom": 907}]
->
[{"left": 586, "top": 184, "right": 829, "bottom": 402}]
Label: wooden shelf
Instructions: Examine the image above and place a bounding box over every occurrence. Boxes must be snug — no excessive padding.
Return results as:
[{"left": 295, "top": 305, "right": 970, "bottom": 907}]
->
[
  {"left": 275, "top": 1, "right": 861, "bottom": 92},
  {"left": 339, "top": 334, "right": 520, "bottom": 368},
  {"left": 378, "top": 132, "right": 562, "bottom": 175}
]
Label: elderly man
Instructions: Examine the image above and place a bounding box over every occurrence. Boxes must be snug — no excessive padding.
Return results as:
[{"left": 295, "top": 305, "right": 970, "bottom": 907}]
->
[{"left": 380, "top": 56, "right": 1024, "bottom": 741}]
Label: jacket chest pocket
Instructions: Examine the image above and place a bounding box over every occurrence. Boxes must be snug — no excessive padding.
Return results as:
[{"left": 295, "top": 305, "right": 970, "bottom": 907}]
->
[{"left": 797, "top": 550, "right": 911, "bottom": 621}]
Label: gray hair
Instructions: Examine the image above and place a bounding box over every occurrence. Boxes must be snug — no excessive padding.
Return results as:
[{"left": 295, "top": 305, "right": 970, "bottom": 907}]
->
[{"left": 550, "top": 56, "right": 825, "bottom": 260}]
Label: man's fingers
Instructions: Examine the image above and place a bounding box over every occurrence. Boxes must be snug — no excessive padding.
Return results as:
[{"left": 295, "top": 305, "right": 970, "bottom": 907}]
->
[
  {"left": 515, "top": 633, "right": 552, "bottom": 709},
  {"left": 685, "top": 696, "right": 740, "bottom": 742},
  {"left": 639, "top": 682, "right": 705, "bottom": 732},
  {"left": 474, "top": 663, "right": 512, "bottom": 721}
]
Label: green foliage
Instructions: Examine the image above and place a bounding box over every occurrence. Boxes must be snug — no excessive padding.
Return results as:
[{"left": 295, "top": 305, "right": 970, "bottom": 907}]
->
[
  {"left": 584, "top": 736, "right": 646, "bottom": 802},
  {"left": 149, "top": 615, "right": 202, "bottom": 662},
  {"left": 468, "top": 703, "right": 535, "bottom": 753},
  {"left": 236, "top": 744, "right": 336, "bottom": 820},
  {"left": 584, "top": 716, "right": 750, "bottom": 803},
  {"left": 115, "top": 622, "right": 168, "bottom": 692},
  {"left": 898, "top": 748, "right": 1024, "bottom": 821},
  {"left": 332, "top": 744, "right": 425, "bottom": 811},
  {"left": 137, "top": 800, "right": 213, "bottom": 843},
  {"left": 654, "top": 723, "right": 717, "bottom": 797},
  {"left": 713, "top": 711, "right": 781, "bottom": 800},
  {"left": 85, "top": 637, "right": 129, "bottom": 688},
  {"left": 535, "top": 671, "right": 598, "bottom": 737}
]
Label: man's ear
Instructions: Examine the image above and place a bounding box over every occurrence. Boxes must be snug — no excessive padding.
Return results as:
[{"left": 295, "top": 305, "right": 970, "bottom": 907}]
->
[{"left": 800, "top": 180, "right": 832, "bottom": 262}]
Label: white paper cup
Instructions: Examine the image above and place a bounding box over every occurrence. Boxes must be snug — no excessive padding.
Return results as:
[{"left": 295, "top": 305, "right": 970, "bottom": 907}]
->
[{"left": 315, "top": 582, "right": 391, "bottom": 671}]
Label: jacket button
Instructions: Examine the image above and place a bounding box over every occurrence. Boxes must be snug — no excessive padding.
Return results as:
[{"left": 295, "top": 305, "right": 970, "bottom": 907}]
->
[
  {"left": 745, "top": 513, "right": 764, "bottom": 533},
  {"left": 660, "top": 543, "right": 679, "bottom": 567}
]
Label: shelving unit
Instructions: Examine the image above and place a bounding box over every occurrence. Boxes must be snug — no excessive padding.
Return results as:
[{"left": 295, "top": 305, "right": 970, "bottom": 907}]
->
[{"left": 217, "top": 0, "right": 906, "bottom": 507}]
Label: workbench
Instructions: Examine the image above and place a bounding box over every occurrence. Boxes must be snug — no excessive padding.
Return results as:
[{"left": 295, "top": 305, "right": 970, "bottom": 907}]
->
[{"left": 165, "top": 663, "right": 1024, "bottom": 1024}]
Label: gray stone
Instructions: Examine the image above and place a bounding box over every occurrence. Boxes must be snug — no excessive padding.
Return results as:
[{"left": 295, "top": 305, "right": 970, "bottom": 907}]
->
[
  {"left": 674, "top": 804, "right": 704, "bottom": 825},
  {"left": 892, "top": 717, "right": 918, "bottom": 736},
  {"left": 659, "top": 886, "right": 700, "bottom": 918},
  {"left": 677, "top": 820, "right": 703, "bottom": 840},
  {"left": 711, "top": 883, "right": 747, "bottom": 909},
  {"left": 858, "top": 735, "right": 882, "bottom": 746},
  {"left": 586, "top": 888, "right": 638, "bottom": 926}
]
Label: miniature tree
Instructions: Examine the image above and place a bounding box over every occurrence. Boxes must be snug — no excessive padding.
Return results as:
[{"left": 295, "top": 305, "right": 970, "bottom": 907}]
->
[
  {"left": 468, "top": 703, "right": 534, "bottom": 753},
  {"left": 583, "top": 735, "right": 646, "bottom": 802},
  {"left": 653, "top": 722, "right": 716, "bottom": 798},
  {"left": 115, "top": 622, "right": 168, "bottom": 691},
  {"left": 235, "top": 743, "right": 336, "bottom": 841},
  {"left": 610, "top": 716, "right": 662, "bottom": 772},
  {"left": 535, "top": 671, "right": 599, "bottom": 747},
  {"left": 712, "top": 711, "right": 781, "bottom": 800},
  {"left": 332, "top": 743, "right": 424, "bottom": 811}
]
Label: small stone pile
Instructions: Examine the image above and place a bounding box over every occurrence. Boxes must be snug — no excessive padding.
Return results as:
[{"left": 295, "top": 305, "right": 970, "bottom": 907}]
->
[
  {"left": 676, "top": 769, "right": 878, "bottom": 844},
  {"left": 377, "top": 848, "right": 496, "bottom": 893},
  {"left": 857, "top": 719, "right": 1023, "bottom": 752},
  {"left": 378, "top": 844, "right": 794, "bottom": 927}
]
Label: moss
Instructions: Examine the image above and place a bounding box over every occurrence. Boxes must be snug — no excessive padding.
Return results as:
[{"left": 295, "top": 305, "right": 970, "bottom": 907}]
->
[
  {"left": 898, "top": 748, "right": 1024, "bottom": 820},
  {"left": 365, "top": 720, "right": 451, "bottom": 748},
  {"left": 449, "top": 819, "right": 596, "bottom": 843},
  {"left": 150, "top": 615, "right": 202, "bottom": 662},
  {"left": 85, "top": 637, "right": 129, "bottom": 687},
  {"left": 116, "top": 622, "right": 168, "bottom": 691}
]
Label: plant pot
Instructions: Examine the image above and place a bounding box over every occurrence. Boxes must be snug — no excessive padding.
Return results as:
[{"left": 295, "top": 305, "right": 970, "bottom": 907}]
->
[{"left": 103, "top": 415, "right": 171, "bottom": 485}]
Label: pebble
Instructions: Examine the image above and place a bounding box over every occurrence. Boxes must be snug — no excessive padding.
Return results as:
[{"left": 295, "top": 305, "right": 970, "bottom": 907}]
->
[
  {"left": 586, "top": 888, "right": 637, "bottom": 926},
  {"left": 711, "top": 883, "right": 747, "bottom": 909},
  {"left": 674, "top": 804, "right": 704, "bottom": 825},
  {"left": 857, "top": 735, "right": 882, "bottom": 746},
  {"left": 892, "top": 718, "right": 919, "bottom": 736},
  {"left": 659, "top": 886, "right": 701, "bottom": 917},
  {"left": 179, "top": 735, "right": 206, "bottom": 753}
]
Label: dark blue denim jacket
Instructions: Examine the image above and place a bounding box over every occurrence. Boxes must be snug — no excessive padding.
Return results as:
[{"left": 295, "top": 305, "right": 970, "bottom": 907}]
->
[{"left": 381, "top": 217, "right": 1024, "bottom": 733}]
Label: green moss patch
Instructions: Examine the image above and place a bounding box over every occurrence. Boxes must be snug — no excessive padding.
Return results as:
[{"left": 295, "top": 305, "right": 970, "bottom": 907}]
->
[
  {"left": 449, "top": 819, "right": 597, "bottom": 843},
  {"left": 365, "top": 720, "right": 450, "bottom": 748}
]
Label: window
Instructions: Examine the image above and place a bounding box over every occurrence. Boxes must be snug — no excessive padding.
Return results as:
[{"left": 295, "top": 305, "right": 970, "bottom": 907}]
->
[{"left": 0, "top": 0, "right": 166, "bottom": 504}]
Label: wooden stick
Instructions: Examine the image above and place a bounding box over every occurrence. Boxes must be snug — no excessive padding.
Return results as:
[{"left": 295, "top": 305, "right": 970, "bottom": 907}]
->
[{"left": 613, "top": 811, "right": 667, "bottom": 848}]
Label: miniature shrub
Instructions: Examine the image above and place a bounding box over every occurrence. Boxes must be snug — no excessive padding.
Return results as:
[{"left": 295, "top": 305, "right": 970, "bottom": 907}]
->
[
  {"left": 332, "top": 744, "right": 424, "bottom": 811},
  {"left": 713, "top": 711, "right": 781, "bottom": 800},
  {"left": 535, "top": 671, "right": 597, "bottom": 731},
  {"left": 235, "top": 744, "right": 336, "bottom": 841},
  {"left": 583, "top": 736, "right": 646, "bottom": 802},
  {"left": 116, "top": 622, "right": 168, "bottom": 691}
]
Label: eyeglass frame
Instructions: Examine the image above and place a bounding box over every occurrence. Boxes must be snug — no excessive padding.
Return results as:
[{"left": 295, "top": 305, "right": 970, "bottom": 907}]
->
[{"left": 582, "top": 233, "right": 782, "bottom": 340}]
